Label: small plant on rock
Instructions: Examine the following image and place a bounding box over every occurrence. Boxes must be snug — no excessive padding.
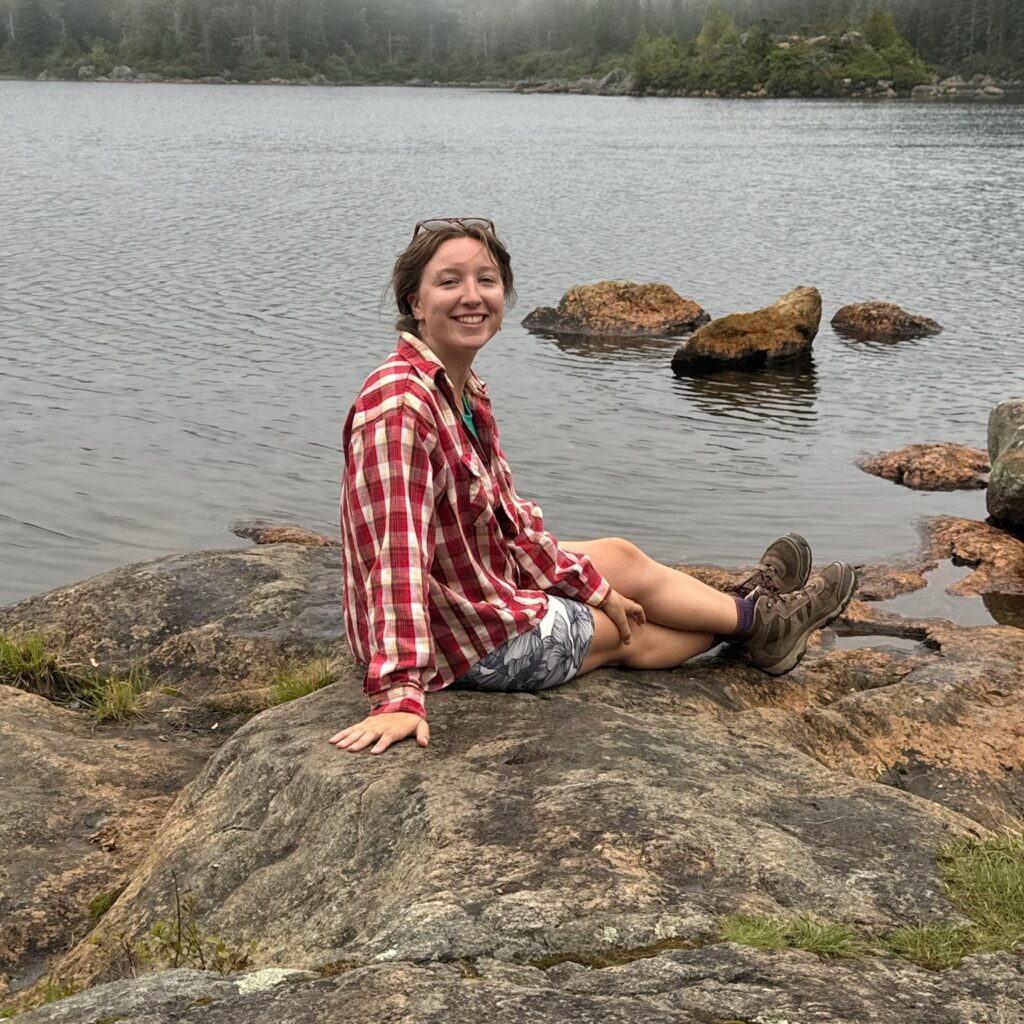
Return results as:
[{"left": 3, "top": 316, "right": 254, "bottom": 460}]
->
[
  {"left": 91, "top": 873, "right": 259, "bottom": 978},
  {"left": 719, "top": 914, "right": 862, "bottom": 958},
  {"left": 0, "top": 632, "right": 150, "bottom": 721},
  {"left": 884, "top": 922, "right": 991, "bottom": 970},
  {"left": 268, "top": 659, "right": 334, "bottom": 705}
]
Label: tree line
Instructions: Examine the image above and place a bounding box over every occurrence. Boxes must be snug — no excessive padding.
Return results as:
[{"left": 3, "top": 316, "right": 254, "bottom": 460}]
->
[{"left": 1, "top": 0, "right": 1020, "bottom": 83}]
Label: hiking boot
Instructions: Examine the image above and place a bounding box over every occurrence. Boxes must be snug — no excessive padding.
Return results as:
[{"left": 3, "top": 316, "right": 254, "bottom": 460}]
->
[
  {"left": 744, "top": 561, "right": 857, "bottom": 676},
  {"left": 734, "top": 533, "right": 813, "bottom": 598}
]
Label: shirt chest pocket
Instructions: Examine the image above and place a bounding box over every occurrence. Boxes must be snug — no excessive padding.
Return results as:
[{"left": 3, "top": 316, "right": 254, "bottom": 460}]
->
[{"left": 450, "top": 451, "right": 519, "bottom": 538}]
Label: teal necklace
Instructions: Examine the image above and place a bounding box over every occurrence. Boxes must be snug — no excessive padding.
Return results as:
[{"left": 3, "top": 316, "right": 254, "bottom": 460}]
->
[{"left": 460, "top": 391, "right": 479, "bottom": 441}]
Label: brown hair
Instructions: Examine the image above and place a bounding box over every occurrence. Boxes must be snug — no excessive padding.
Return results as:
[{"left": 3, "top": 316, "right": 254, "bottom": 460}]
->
[{"left": 391, "top": 223, "right": 516, "bottom": 335}]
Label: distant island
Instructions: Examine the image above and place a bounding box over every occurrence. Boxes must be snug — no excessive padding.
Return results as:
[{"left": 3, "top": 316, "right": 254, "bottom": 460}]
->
[{"left": 3, "top": 0, "right": 1022, "bottom": 100}]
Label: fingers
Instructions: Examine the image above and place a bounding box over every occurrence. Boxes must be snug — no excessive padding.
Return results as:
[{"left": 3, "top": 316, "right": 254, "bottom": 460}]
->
[
  {"left": 613, "top": 608, "right": 632, "bottom": 645},
  {"left": 326, "top": 715, "right": 426, "bottom": 755},
  {"left": 416, "top": 720, "right": 430, "bottom": 747}
]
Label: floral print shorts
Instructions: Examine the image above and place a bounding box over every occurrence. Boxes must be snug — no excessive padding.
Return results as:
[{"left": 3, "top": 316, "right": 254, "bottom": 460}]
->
[{"left": 451, "top": 596, "right": 595, "bottom": 693}]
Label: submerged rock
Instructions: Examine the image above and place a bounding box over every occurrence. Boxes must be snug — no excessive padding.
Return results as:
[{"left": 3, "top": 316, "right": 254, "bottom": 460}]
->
[
  {"left": 230, "top": 519, "right": 339, "bottom": 546},
  {"left": 831, "top": 301, "right": 942, "bottom": 341},
  {"left": 925, "top": 515, "right": 1024, "bottom": 596},
  {"left": 522, "top": 281, "right": 708, "bottom": 337},
  {"left": 858, "top": 442, "right": 989, "bottom": 490},
  {"left": 987, "top": 399, "right": 1024, "bottom": 533},
  {"left": 671, "top": 286, "right": 821, "bottom": 375}
]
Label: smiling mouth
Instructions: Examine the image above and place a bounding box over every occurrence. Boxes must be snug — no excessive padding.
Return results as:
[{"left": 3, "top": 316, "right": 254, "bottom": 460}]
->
[{"left": 453, "top": 314, "right": 486, "bottom": 325}]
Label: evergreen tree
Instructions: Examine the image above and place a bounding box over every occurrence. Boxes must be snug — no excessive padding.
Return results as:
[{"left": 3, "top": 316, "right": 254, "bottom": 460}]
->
[{"left": 13, "top": 0, "right": 58, "bottom": 55}]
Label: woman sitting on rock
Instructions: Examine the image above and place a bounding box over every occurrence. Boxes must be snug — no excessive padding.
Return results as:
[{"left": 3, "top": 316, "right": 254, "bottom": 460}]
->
[{"left": 331, "top": 218, "right": 855, "bottom": 756}]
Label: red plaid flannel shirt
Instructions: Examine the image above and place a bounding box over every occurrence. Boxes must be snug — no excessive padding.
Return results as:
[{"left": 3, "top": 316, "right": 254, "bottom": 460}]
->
[{"left": 340, "top": 332, "right": 611, "bottom": 719}]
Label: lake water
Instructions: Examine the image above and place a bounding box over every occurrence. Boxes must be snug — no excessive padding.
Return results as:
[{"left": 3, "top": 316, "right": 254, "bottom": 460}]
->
[{"left": 2, "top": 81, "right": 1023, "bottom": 607}]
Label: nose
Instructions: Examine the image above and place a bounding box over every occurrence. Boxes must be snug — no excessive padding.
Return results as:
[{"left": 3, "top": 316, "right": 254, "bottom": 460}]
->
[{"left": 459, "top": 278, "right": 482, "bottom": 306}]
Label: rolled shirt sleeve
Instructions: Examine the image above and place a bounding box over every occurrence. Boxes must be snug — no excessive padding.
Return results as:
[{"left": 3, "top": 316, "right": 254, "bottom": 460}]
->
[{"left": 345, "top": 410, "right": 437, "bottom": 719}]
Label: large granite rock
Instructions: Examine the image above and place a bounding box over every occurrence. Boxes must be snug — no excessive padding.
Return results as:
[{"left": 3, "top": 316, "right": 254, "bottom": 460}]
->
[
  {"left": 522, "top": 281, "right": 709, "bottom": 337},
  {"left": 14, "top": 948, "right": 1024, "bottom": 1024},
  {"left": 4, "top": 539, "right": 1024, "bottom": 1020},
  {"left": 0, "top": 686, "right": 209, "bottom": 998},
  {"left": 671, "top": 286, "right": 821, "bottom": 375},
  {"left": 858, "top": 443, "right": 989, "bottom": 490},
  {"left": 987, "top": 399, "right": 1024, "bottom": 533},
  {"left": 0, "top": 543, "right": 350, "bottom": 715},
  {"left": 831, "top": 301, "right": 942, "bottom": 341}
]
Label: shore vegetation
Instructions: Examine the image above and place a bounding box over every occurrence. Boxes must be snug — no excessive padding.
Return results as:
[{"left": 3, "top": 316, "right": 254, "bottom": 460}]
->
[
  {"left": 0, "top": 632, "right": 149, "bottom": 722},
  {"left": 721, "top": 829, "right": 1024, "bottom": 970},
  {"left": 1, "top": 0, "right": 1018, "bottom": 93}
]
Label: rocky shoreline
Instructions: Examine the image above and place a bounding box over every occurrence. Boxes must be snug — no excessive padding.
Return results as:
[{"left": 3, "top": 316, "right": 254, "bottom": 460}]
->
[
  {"left": 2, "top": 492, "right": 1023, "bottom": 1021},
  {"left": 21, "top": 65, "right": 1023, "bottom": 100}
]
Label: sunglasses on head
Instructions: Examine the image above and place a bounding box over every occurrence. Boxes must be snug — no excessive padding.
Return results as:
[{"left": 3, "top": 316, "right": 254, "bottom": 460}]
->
[{"left": 412, "top": 217, "right": 496, "bottom": 239}]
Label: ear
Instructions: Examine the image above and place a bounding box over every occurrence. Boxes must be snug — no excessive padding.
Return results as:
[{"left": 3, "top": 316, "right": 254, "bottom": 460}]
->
[{"left": 408, "top": 292, "right": 422, "bottom": 320}]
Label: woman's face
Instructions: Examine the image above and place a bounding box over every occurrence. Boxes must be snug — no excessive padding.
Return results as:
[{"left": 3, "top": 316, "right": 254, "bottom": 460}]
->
[{"left": 408, "top": 237, "right": 505, "bottom": 363}]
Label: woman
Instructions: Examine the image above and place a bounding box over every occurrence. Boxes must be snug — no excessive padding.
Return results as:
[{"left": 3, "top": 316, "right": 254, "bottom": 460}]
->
[{"left": 330, "top": 218, "right": 855, "bottom": 756}]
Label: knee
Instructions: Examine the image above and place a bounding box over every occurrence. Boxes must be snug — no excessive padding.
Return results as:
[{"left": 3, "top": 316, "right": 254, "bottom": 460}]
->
[{"left": 605, "top": 537, "right": 643, "bottom": 563}]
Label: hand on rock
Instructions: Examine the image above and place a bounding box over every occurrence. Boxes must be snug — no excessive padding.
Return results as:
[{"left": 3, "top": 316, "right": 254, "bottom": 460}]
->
[{"left": 327, "top": 712, "right": 429, "bottom": 755}]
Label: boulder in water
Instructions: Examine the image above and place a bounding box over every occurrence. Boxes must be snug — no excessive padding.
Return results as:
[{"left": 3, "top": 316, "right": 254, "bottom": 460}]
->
[
  {"left": 522, "top": 281, "right": 708, "bottom": 337},
  {"left": 671, "top": 286, "right": 821, "bottom": 375},
  {"left": 858, "top": 443, "right": 989, "bottom": 491},
  {"left": 987, "top": 399, "right": 1024, "bottom": 533},
  {"left": 831, "top": 301, "right": 942, "bottom": 341}
]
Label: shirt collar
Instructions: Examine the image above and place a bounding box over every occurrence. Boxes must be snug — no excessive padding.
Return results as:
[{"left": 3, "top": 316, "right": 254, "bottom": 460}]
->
[{"left": 397, "top": 332, "right": 488, "bottom": 398}]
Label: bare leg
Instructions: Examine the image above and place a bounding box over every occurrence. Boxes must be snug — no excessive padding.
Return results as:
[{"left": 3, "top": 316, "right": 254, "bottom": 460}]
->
[
  {"left": 563, "top": 537, "right": 739, "bottom": 635},
  {"left": 579, "top": 607, "right": 714, "bottom": 675}
]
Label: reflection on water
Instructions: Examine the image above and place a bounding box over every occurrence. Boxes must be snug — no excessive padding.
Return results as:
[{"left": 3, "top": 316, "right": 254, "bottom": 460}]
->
[
  {"left": 670, "top": 360, "right": 818, "bottom": 430},
  {"left": 983, "top": 592, "right": 1024, "bottom": 630},
  {"left": 873, "top": 561, "right": 1023, "bottom": 628},
  {"left": 529, "top": 329, "right": 687, "bottom": 361}
]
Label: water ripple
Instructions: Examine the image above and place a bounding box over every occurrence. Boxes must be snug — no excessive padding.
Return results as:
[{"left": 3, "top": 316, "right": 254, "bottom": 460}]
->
[{"left": 1, "top": 83, "right": 1023, "bottom": 602}]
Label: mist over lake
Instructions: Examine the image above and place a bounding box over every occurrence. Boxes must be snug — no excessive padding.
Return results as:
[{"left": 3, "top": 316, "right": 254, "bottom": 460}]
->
[{"left": 2, "top": 81, "right": 1023, "bottom": 604}]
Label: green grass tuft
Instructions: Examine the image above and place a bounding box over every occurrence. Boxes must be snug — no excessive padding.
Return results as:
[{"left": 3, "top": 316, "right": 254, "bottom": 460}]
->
[
  {"left": 0, "top": 634, "right": 64, "bottom": 691},
  {"left": 719, "top": 914, "right": 788, "bottom": 949},
  {"left": 88, "top": 890, "right": 120, "bottom": 923},
  {"left": 719, "top": 914, "right": 862, "bottom": 958},
  {"left": 884, "top": 922, "right": 991, "bottom": 970},
  {"left": 1, "top": 632, "right": 149, "bottom": 721},
  {"left": 40, "top": 977, "right": 79, "bottom": 1004},
  {"left": 940, "top": 831, "right": 1024, "bottom": 948},
  {"left": 784, "top": 916, "right": 863, "bottom": 958},
  {"left": 268, "top": 660, "right": 334, "bottom": 705},
  {"left": 83, "top": 663, "right": 149, "bottom": 723}
]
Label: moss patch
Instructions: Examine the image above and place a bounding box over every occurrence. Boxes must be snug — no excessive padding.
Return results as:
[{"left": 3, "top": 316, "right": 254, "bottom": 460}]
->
[{"left": 530, "top": 935, "right": 698, "bottom": 970}]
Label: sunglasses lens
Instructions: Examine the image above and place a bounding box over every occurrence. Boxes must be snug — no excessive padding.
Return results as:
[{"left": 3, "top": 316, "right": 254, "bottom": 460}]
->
[
  {"left": 418, "top": 219, "right": 453, "bottom": 233},
  {"left": 414, "top": 217, "right": 496, "bottom": 237}
]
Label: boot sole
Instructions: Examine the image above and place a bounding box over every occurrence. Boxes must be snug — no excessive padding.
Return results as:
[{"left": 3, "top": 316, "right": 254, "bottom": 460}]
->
[{"left": 756, "top": 566, "right": 858, "bottom": 676}]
